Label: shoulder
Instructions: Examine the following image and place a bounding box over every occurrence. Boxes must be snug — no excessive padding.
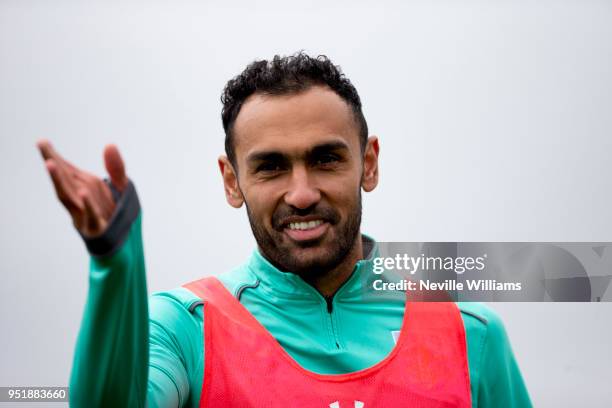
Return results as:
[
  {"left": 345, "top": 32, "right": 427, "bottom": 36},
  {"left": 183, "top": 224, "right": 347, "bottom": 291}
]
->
[
  {"left": 151, "top": 287, "right": 203, "bottom": 317},
  {"left": 216, "top": 266, "right": 260, "bottom": 298},
  {"left": 457, "top": 302, "right": 507, "bottom": 335},
  {"left": 457, "top": 306, "right": 532, "bottom": 406},
  {"left": 458, "top": 302, "right": 493, "bottom": 323},
  {"left": 149, "top": 264, "right": 258, "bottom": 318},
  {"left": 457, "top": 302, "right": 513, "bottom": 357}
]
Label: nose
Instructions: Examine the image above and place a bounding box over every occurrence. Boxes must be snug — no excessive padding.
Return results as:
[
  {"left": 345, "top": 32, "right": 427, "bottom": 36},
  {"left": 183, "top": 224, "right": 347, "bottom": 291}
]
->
[{"left": 283, "top": 165, "right": 321, "bottom": 209}]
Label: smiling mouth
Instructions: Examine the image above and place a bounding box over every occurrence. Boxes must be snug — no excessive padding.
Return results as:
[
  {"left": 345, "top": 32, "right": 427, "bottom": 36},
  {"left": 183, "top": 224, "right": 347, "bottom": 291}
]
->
[
  {"left": 283, "top": 219, "right": 329, "bottom": 242},
  {"left": 287, "top": 220, "right": 324, "bottom": 230}
]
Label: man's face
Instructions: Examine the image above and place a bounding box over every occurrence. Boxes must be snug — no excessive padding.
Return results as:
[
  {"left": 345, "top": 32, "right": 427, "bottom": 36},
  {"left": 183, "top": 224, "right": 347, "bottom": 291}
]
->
[{"left": 220, "top": 85, "right": 378, "bottom": 277}]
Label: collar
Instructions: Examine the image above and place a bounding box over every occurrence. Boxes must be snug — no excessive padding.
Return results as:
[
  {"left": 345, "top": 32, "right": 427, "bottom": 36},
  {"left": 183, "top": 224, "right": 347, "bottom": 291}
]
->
[{"left": 246, "top": 234, "right": 380, "bottom": 300}]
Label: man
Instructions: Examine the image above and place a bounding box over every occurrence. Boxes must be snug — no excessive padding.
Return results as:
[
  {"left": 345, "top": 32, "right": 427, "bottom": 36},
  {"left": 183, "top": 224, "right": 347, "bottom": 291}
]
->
[{"left": 38, "top": 53, "right": 532, "bottom": 407}]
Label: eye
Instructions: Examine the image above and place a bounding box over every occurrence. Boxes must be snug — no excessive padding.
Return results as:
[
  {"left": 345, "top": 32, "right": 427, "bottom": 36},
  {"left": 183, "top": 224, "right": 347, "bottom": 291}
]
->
[
  {"left": 315, "top": 153, "right": 340, "bottom": 166},
  {"left": 256, "top": 162, "right": 286, "bottom": 173}
]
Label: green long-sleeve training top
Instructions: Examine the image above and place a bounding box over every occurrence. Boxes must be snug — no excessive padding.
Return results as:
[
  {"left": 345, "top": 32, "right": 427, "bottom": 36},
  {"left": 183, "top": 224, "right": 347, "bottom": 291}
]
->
[{"left": 68, "top": 181, "right": 532, "bottom": 407}]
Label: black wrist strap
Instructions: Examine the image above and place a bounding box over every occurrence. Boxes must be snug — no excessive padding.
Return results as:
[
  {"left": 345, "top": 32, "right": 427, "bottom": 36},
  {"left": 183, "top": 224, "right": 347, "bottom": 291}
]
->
[{"left": 80, "top": 179, "right": 141, "bottom": 258}]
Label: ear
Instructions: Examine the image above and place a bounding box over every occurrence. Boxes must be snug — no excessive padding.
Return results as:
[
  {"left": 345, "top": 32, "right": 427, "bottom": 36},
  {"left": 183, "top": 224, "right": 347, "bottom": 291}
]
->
[
  {"left": 218, "top": 155, "right": 244, "bottom": 208},
  {"left": 361, "top": 136, "right": 379, "bottom": 192}
]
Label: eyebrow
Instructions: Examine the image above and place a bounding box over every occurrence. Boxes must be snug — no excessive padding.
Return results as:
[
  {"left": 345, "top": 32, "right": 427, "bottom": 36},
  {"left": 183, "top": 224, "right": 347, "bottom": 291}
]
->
[{"left": 245, "top": 140, "right": 350, "bottom": 165}]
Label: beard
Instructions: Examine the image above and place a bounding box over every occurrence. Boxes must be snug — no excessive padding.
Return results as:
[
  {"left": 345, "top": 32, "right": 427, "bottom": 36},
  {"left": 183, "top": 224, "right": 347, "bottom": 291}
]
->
[{"left": 244, "top": 190, "right": 362, "bottom": 279}]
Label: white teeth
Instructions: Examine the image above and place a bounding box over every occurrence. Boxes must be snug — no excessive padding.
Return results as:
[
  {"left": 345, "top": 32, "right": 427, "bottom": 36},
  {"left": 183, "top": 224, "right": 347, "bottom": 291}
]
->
[{"left": 288, "top": 220, "right": 323, "bottom": 230}]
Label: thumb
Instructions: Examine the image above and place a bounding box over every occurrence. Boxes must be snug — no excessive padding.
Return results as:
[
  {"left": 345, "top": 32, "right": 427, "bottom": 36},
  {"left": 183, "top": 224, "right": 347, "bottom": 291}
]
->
[{"left": 104, "top": 144, "right": 128, "bottom": 192}]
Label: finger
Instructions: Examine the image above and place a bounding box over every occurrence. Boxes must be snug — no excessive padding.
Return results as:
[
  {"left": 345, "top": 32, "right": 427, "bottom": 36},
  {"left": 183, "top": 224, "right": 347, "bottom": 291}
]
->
[
  {"left": 104, "top": 144, "right": 128, "bottom": 192},
  {"left": 45, "top": 159, "right": 83, "bottom": 213},
  {"left": 50, "top": 156, "right": 81, "bottom": 202},
  {"left": 36, "top": 139, "right": 55, "bottom": 161},
  {"left": 95, "top": 178, "right": 115, "bottom": 219},
  {"left": 73, "top": 170, "right": 115, "bottom": 218},
  {"left": 37, "top": 139, "right": 81, "bottom": 190},
  {"left": 86, "top": 174, "right": 116, "bottom": 220},
  {"left": 37, "top": 139, "right": 72, "bottom": 169},
  {"left": 79, "top": 189, "right": 106, "bottom": 237}
]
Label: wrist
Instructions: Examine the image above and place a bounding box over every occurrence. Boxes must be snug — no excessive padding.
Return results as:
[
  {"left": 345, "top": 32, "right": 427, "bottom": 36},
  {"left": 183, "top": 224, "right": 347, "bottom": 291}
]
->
[{"left": 80, "top": 179, "right": 140, "bottom": 258}]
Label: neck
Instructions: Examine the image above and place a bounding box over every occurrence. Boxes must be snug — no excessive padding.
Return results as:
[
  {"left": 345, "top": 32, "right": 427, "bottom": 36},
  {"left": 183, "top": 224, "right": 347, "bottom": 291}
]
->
[{"left": 303, "top": 233, "right": 364, "bottom": 298}]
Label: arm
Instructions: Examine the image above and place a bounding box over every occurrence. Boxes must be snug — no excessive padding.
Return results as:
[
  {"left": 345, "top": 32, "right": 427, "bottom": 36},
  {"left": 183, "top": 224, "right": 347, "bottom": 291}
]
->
[
  {"left": 37, "top": 141, "right": 190, "bottom": 407},
  {"left": 69, "top": 181, "right": 149, "bottom": 406}
]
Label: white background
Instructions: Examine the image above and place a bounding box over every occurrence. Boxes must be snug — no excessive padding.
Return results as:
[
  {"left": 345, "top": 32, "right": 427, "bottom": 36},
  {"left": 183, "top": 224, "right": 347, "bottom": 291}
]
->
[{"left": 1, "top": 1, "right": 611, "bottom": 406}]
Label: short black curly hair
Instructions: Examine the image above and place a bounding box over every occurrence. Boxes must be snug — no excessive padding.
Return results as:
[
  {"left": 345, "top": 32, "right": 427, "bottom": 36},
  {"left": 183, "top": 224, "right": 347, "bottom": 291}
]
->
[{"left": 221, "top": 52, "right": 368, "bottom": 166}]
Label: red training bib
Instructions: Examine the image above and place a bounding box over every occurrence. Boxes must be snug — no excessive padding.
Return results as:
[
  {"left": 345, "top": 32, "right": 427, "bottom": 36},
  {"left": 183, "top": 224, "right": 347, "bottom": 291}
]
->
[{"left": 184, "top": 277, "right": 471, "bottom": 408}]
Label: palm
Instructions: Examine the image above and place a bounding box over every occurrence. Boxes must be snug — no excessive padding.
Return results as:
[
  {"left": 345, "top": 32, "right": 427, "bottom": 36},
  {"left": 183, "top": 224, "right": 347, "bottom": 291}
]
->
[{"left": 37, "top": 139, "right": 128, "bottom": 238}]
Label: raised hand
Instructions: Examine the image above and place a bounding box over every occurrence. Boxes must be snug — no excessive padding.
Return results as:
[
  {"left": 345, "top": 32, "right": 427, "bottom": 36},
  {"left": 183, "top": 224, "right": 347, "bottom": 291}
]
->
[{"left": 37, "top": 139, "right": 128, "bottom": 238}]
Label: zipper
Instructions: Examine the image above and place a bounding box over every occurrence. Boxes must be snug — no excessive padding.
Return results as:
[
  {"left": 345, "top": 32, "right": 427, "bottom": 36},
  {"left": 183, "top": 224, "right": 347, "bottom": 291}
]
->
[
  {"left": 325, "top": 296, "right": 334, "bottom": 313},
  {"left": 324, "top": 295, "right": 340, "bottom": 349},
  {"left": 320, "top": 262, "right": 367, "bottom": 350},
  {"left": 314, "top": 262, "right": 366, "bottom": 350}
]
